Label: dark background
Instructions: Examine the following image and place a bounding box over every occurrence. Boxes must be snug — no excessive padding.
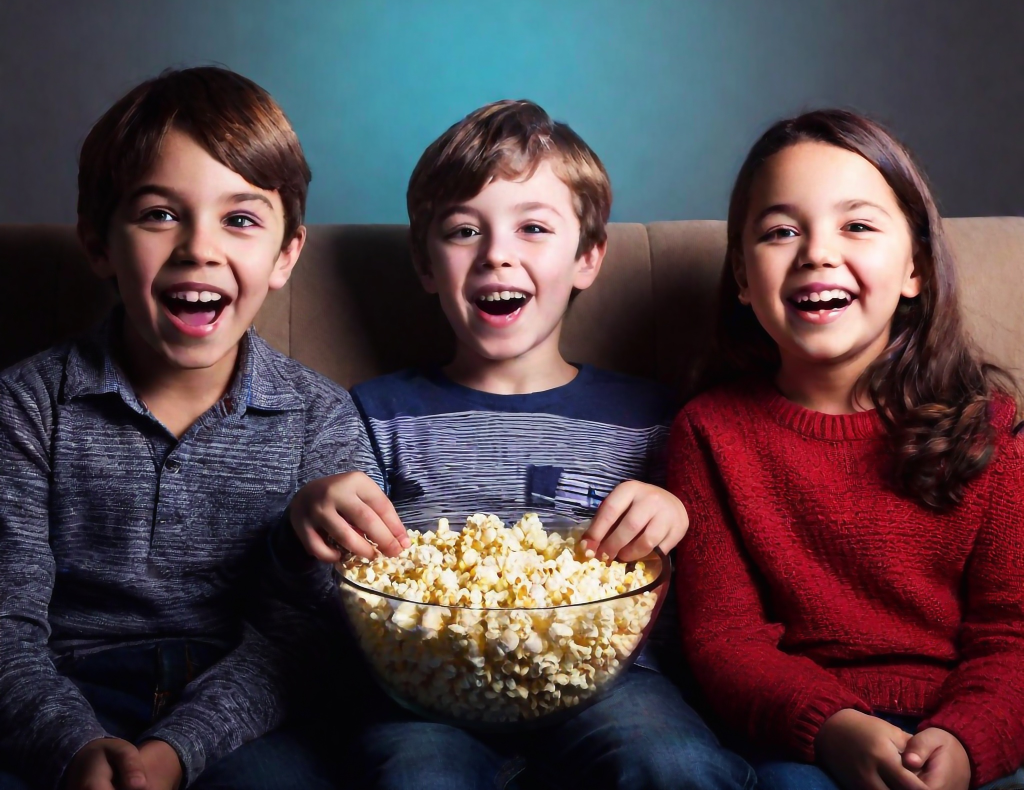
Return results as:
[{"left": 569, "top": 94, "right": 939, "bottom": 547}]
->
[{"left": 1, "top": 0, "right": 1021, "bottom": 224}]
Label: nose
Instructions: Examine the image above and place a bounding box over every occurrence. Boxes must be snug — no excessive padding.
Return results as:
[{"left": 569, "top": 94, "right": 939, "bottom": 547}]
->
[
  {"left": 800, "top": 231, "right": 841, "bottom": 269},
  {"left": 478, "top": 230, "right": 517, "bottom": 270},
  {"left": 174, "top": 217, "right": 226, "bottom": 267}
]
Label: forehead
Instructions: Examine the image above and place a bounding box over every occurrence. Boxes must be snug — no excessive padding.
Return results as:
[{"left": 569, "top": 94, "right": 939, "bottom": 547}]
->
[
  {"left": 448, "top": 159, "right": 576, "bottom": 213},
  {"left": 749, "top": 141, "right": 899, "bottom": 211},
  {"left": 130, "top": 129, "right": 283, "bottom": 210}
]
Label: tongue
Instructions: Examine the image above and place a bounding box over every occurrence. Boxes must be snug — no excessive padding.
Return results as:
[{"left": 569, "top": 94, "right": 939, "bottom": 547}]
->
[{"left": 178, "top": 308, "right": 217, "bottom": 326}]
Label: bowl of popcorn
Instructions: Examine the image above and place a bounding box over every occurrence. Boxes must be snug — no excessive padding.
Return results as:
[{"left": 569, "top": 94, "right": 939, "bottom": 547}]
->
[{"left": 336, "top": 512, "right": 669, "bottom": 729}]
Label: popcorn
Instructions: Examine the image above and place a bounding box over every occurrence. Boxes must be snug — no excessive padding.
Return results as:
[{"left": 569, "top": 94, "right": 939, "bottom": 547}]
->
[{"left": 338, "top": 513, "right": 663, "bottom": 724}]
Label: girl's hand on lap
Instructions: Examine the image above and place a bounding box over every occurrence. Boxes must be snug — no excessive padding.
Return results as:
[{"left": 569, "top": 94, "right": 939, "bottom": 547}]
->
[
  {"left": 289, "top": 471, "right": 409, "bottom": 561},
  {"left": 900, "top": 728, "right": 970, "bottom": 790},
  {"left": 816, "top": 708, "right": 929, "bottom": 790},
  {"left": 582, "top": 481, "right": 689, "bottom": 561},
  {"left": 65, "top": 737, "right": 147, "bottom": 790}
]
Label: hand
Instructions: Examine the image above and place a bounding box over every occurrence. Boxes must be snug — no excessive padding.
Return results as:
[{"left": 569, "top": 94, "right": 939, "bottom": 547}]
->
[
  {"left": 138, "top": 741, "right": 182, "bottom": 790},
  {"left": 816, "top": 709, "right": 929, "bottom": 790},
  {"left": 901, "top": 728, "right": 970, "bottom": 790},
  {"left": 289, "top": 471, "right": 409, "bottom": 561},
  {"left": 581, "top": 481, "right": 689, "bottom": 561},
  {"left": 64, "top": 737, "right": 147, "bottom": 790}
]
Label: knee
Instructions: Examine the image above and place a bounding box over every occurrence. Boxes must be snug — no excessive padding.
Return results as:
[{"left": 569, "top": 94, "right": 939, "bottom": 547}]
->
[
  {"left": 361, "top": 723, "right": 504, "bottom": 790},
  {"left": 610, "top": 740, "right": 756, "bottom": 790}
]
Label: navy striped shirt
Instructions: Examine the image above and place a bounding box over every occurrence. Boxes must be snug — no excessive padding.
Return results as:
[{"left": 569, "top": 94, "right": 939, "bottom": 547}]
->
[
  {"left": 0, "top": 315, "right": 371, "bottom": 788},
  {"left": 351, "top": 365, "right": 680, "bottom": 670}
]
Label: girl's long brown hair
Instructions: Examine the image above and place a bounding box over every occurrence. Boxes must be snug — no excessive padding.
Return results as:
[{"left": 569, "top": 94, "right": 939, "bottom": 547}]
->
[{"left": 714, "top": 109, "right": 1017, "bottom": 511}]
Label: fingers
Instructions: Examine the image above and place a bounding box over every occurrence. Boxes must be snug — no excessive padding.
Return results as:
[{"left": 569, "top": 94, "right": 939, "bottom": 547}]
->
[
  {"left": 358, "top": 484, "right": 410, "bottom": 554},
  {"left": 878, "top": 754, "right": 930, "bottom": 790},
  {"left": 108, "top": 741, "right": 148, "bottom": 790},
  {"left": 901, "top": 729, "right": 941, "bottom": 774},
  {"left": 289, "top": 472, "right": 407, "bottom": 562},
  {"left": 595, "top": 500, "right": 661, "bottom": 561},
  {"left": 581, "top": 483, "right": 636, "bottom": 553}
]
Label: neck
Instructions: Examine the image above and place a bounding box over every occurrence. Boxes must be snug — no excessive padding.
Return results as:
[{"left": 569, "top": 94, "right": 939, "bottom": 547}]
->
[
  {"left": 119, "top": 323, "right": 239, "bottom": 437},
  {"left": 444, "top": 334, "right": 577, "bottom": 395},
  {"left": 774, "top": 341, "right": 888, "bottom": 415}
]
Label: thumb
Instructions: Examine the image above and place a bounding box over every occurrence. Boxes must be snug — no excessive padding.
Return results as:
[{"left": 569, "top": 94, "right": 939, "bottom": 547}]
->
[
  {"left": 902, "top": 730, "right": 938, "bottom": 772},
  {"left": 109, "top": 741, "right": 148, "bottom": 790}
]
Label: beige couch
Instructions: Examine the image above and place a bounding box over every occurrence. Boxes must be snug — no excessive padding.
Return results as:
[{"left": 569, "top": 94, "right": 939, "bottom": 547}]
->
[{"left": 2, "top": 219, "right": 1022, "bottom": 395}]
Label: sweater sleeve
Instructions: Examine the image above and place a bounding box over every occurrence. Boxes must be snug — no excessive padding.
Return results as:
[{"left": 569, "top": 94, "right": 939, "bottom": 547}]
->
[
  {"left": 919, "top": 429, "right": 1024, "bottom": 788},
  {"left": 0, "top": 378, "right": 109, "bottom": 790},
  {"left": 668, "top": 411, "right": 871, "bottom": 761},
  {"left": 143, "top": 388, "right": 374, "bottom": 785}
]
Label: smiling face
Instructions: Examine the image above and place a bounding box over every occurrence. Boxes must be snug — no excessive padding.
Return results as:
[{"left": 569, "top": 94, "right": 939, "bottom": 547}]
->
[
  {"left": 92, "top": 129, "right": 303, "bottom": 374},
  {"left": 737, "top": 141, "right": 921, "bottom": 376},
  {"left": 421, "top": 159, "right": 603, "bottom": 368}
]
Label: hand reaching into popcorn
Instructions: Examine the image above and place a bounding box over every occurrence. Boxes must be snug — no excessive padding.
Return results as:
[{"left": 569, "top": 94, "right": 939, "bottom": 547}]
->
[
  {"left": 581, "top": 481, "right": 689, "bottom": 562},
  {"left": 289, "top": 471, "right": 411, "bottom": 561}
]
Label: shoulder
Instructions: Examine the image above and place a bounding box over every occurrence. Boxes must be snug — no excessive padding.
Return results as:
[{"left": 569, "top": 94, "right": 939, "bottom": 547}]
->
[
  {"left": 350, "top": 368, "right": 443, "bottom": 422},
  {"left": 679, "top": 379, "right": 761, "bottom": 429},
  {"left": 1, "top": 342, "right": 73, "bottom": 411},
  {"left": 577, "top": 366, "right": 677, "bottom": 421},
  {"left": 250, "top": 338, "right": 358, "bottom": 427}
]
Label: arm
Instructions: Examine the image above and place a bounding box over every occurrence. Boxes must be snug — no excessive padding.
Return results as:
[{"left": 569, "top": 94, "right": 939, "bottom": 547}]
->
[
  {"left": 668, "top": 411, "right": 870, "bottom": 760},
  {"left": 141, "top": 390, "right": 378, "bottom": 784},
  {"left": 918, "top": 431, "right": 1024, "bottom": 788},
  {"left": 0, "top": 379, "right": 110, "bottom": 789}
]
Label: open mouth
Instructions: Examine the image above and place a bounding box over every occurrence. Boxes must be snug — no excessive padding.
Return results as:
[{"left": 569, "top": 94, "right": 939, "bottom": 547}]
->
[
  {"left": 475, "top": 290, "right": 531, "bottom": 317},
  {"left": 160, "top": 288, "right": 231, "bottom": 328},
  {"left": 788, "top": 288, "right": 855, "bottom": 314}
]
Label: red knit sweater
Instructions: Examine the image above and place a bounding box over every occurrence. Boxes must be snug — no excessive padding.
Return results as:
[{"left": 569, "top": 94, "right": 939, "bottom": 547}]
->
[{"left": 667, "top": 379, "right": 1024, "bottom": 788}]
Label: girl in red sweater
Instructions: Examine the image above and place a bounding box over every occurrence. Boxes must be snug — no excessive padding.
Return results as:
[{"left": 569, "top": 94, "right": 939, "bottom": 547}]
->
[{"left": 668, "top": 109, "right": 1024, "bottom": 790}]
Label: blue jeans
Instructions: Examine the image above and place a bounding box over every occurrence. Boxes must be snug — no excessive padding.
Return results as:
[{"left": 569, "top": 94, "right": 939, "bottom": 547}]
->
[
  {"left": 756, "top": 714, "right": 1024, "bottom": 790},
  {"left": 0, "top": 641, "right": 339, "bottom": 789},
  {"left": 352, "top": 666, "right": 755, "bottom": 790}
]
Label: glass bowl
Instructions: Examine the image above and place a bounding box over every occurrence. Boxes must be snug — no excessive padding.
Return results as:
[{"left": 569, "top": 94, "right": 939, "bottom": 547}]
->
[{"left": 335, "top": 513, "right": 669, "bottom": 730}]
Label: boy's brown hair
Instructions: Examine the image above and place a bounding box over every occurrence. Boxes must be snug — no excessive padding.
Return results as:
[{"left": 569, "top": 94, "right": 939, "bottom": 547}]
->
[
  {"left": 407, "top": 100, "right": 612, "bottom": 269},
  {"left": 78, "top": 66, "right": 311, "bottom": 255}
]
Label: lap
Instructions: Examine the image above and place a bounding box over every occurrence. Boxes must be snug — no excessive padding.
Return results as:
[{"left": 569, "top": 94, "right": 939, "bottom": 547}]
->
[
  {"left": 756, "top": 761, "right": 840, "bottom": 790},
  {"left": 191, "top": 727, "right": 340, "bottom": 790},
  {"left": 525, "top": 667, "right": 755, "bottom": 790}
]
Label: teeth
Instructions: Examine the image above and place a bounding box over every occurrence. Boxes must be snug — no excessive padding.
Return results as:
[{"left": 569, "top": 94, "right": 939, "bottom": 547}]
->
[
  {"left": 185, "top": 291, "right": 200, "bottom": 303},
  {"left": 199, "top": 292, "right": 212, "bottom": 303},
  {"left": 796, "top": 289, "right": 851, "bottom": 304},
  {"left": 169, "top": 290, "right": 222, "bottom": 302},
  {"left": 479, "top": 291, "right": 527, "bottom": 302}
]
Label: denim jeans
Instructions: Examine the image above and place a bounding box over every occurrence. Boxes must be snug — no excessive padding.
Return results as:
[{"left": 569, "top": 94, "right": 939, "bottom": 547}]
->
[
  {"left": 351, "top": 665, "right": 756, "bottom": 790},
  {"left": 756, "top": 713, "right": 1024, "bottom": 790},
  {"left": 0, "top": 641, "right": 340, "bottom": 789}
]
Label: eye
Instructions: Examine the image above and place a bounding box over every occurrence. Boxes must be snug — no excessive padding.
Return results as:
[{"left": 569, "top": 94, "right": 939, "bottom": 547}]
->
[
  {"left": 845, "top": 222, "right": 875, "bottom": 233},
  {"left": 445, "top": 226, "right": 480, "bottom": 240},
  {"left": 225, "top": 214, "right": 258, "bottom": 229},
  {"left": 140, "top": 208, "right": 176, "bottom": 223},
  {"left": 760, "top": 227, "right": 798, "bottom": 241},
  {"left": 521, "top": 224, "right": 549, "bottom": 234}
]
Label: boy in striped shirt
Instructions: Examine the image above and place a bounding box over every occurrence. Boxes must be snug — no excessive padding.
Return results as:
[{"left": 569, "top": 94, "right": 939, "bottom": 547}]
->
[{"left": 288, "top": 100, "right": 752, "bottom": 789}]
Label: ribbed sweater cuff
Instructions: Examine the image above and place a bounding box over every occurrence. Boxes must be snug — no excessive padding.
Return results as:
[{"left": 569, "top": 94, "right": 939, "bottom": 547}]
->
[
  {"left": 791, "top": 692, "right": 872, "bottom": 762},
  {"left": 922, "top": 706, "right": 1023, "bottom": 789}
]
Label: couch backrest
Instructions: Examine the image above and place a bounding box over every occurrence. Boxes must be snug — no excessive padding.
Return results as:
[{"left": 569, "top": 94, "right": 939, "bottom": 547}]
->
[{"left": 2, "top": 218, "right": 1022, "bottom": 395}]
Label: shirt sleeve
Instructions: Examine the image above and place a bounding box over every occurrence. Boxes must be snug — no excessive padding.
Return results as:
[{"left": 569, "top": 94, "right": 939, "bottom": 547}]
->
[
  {"left": 143, "top": 387, "right": 375, "bottom": 784},
  {"left": 668, "top": 411, "right": 871, "bottom": 761},
  {"left": 0, "top": 378, "right": 110, "bottom": 790},
  {"left": 919, "top": 428, "right": 1024, "bottom": 788}
]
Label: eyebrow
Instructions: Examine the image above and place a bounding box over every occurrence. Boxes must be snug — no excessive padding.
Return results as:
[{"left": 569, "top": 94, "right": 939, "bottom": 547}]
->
[
  {"left": 437, "top": 201, "right": 564, "bottom": 222},
  {"left": 752, "top": 199, "right": 893, "bottom": 224},
  {"left": 126, "top": 185, "right": 274, "bottom": 211}
]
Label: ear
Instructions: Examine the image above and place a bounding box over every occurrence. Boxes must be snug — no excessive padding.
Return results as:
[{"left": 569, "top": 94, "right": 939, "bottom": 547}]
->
[
  {"left": 902, "top": 249, "right": 923, "bottom": 299},
  {"left": 268, "top": 226, "right": 306, "bottom": 291},
  {"left": 572, "top": 240, "right": 606, "bottom": 292},
  {"left": 79, "top": 225, "right": 114, "bottom": 279},
  {"left": 413, "top": 249, "right": 439, "bottom": 294},
  {"left": 731, "top": 250, "right": 752, "bottom": 305}
]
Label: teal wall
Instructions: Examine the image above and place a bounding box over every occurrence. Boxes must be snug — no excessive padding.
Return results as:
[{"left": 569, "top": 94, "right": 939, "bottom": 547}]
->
[{"left": 2, "top": 0, "right": 1022, "bottom": 224}]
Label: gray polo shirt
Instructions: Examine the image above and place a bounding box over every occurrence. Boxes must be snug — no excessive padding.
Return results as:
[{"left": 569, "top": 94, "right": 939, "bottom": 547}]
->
[{"left": 0, "top": 315, "right": 370, "bottom": 788}]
